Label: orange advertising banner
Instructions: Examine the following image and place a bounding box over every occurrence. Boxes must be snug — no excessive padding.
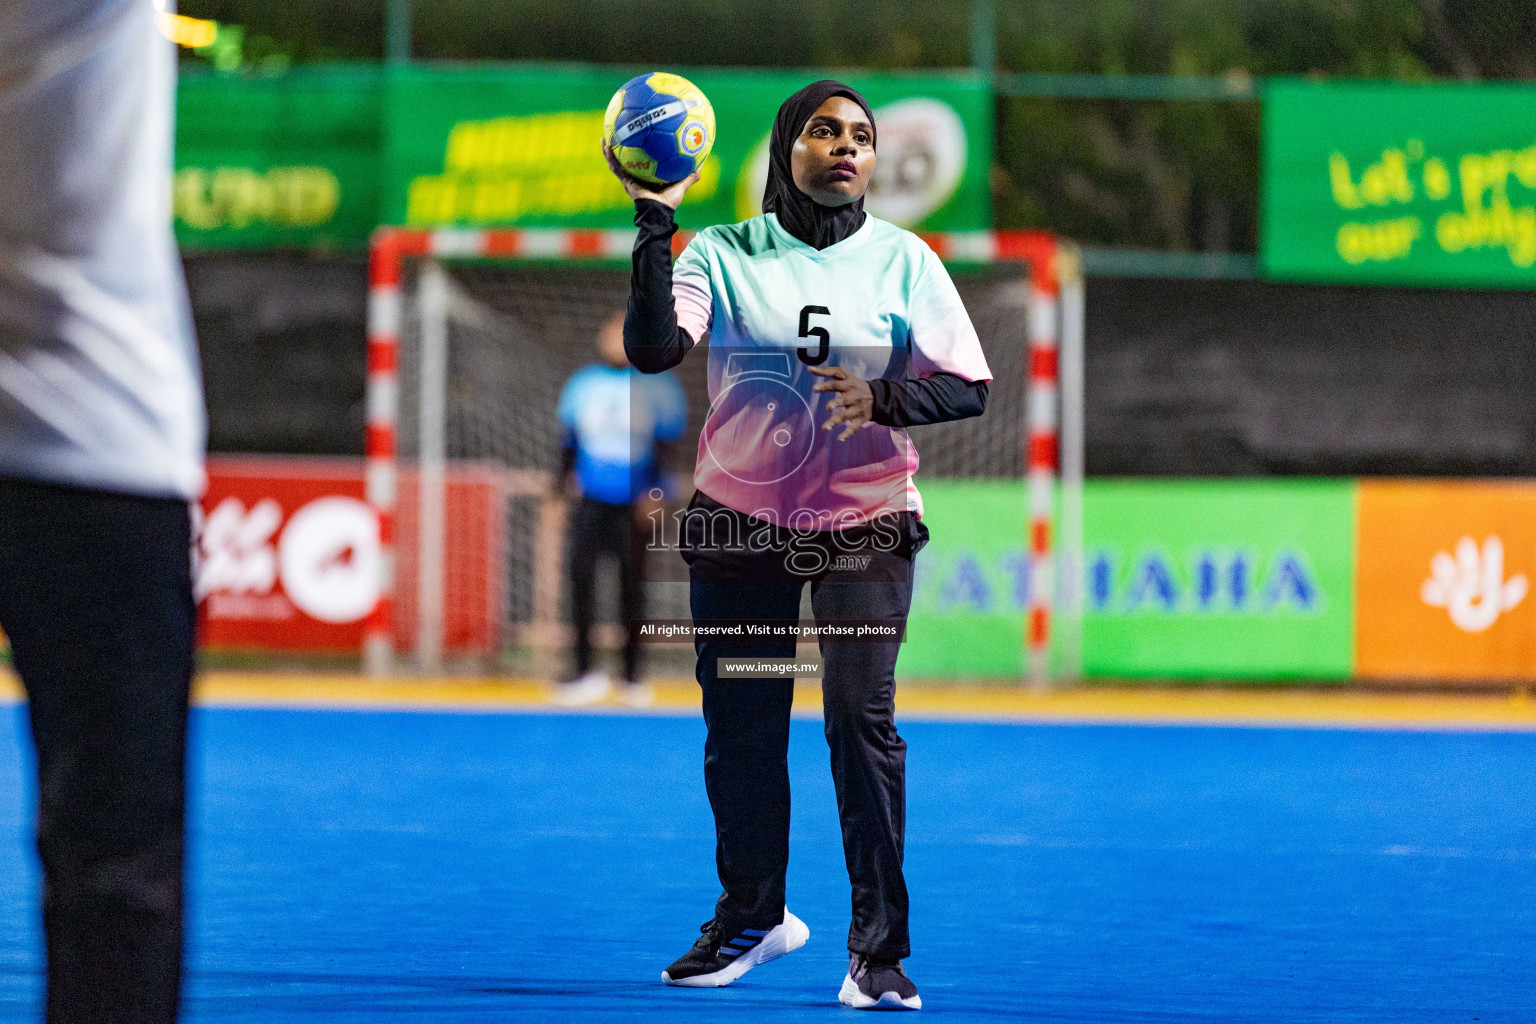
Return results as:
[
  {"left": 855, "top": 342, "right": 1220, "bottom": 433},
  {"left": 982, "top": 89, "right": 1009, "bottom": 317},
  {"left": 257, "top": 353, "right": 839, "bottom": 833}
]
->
[{"left": 1357, "top": 479, "right": 1536, "bottom": 680}]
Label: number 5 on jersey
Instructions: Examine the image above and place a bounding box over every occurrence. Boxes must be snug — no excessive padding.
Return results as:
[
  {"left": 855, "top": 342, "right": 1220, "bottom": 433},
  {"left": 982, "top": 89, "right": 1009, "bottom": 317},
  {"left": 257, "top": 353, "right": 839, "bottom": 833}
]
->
[{"left": 797, "top": 305, "right": 830, "bottom": 366}]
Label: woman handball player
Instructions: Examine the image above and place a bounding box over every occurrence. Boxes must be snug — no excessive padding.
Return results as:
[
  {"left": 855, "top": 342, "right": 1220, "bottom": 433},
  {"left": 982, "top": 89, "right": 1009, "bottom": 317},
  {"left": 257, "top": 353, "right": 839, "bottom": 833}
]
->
[{"left": 603, "top": 79, "right": 991, "bottom": 1011}]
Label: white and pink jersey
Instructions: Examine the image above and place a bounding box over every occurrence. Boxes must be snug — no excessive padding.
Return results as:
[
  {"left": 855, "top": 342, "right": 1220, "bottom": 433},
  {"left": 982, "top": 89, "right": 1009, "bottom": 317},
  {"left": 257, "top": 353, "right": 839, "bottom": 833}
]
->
[{"left": 671, "top": 212, "right": 991, "bottom": 529}]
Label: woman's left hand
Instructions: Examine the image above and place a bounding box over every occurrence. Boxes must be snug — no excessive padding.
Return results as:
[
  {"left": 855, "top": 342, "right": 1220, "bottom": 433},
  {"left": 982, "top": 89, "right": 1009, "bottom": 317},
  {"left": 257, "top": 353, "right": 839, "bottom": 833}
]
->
[{"left": 809, "top": 365, "right": 875, "bottom": 441}]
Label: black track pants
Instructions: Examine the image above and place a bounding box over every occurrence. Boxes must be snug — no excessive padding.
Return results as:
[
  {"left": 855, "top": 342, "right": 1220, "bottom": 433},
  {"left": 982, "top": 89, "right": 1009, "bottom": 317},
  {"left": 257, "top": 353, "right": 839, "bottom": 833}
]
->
[
  {"left": 681, "top": 491, "right": 924, "bottom": 962},
  {"left": 0, "top": 478, "right": 194, "bottom": 1024},
  {"left": 567, "top": 496, "right": 646, "bottom": 681}
]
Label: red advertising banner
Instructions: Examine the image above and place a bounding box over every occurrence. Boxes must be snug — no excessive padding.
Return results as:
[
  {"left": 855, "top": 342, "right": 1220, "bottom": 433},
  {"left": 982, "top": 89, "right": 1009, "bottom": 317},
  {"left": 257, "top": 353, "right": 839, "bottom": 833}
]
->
[{"left": 198, "top": 456, "right": 504, "bottom": 654}]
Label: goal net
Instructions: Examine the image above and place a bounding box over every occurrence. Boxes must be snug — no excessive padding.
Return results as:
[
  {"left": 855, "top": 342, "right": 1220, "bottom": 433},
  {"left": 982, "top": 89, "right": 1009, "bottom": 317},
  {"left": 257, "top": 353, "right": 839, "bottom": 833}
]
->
[{"left": 369, "top": 229, "right": 1080, "bottom": 681}]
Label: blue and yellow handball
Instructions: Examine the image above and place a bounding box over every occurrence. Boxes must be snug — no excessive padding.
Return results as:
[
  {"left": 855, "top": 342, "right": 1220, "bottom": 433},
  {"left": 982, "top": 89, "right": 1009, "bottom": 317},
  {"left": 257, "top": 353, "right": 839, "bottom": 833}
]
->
[{"left": 603, "top": 73, "right": 716, "bottom": 185}]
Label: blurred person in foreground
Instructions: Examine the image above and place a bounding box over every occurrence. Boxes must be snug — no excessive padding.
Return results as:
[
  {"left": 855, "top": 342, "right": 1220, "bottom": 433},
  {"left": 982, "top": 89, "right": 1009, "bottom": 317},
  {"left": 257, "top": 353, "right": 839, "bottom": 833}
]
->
[
  {"left": 554, "top": 310, "right": 687, "bottom": 707},
  {"left": 0, "top": 1, "right": 205, "bottom": 1021}
]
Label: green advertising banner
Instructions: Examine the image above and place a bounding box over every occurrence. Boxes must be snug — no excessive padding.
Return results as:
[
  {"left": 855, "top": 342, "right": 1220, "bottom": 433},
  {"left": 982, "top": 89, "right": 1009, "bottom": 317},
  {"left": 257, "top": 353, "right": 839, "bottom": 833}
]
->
[
  {"left": 903, "top": 480, "right": 1026, "bottom": 679},
  {"left": 383, "top": 66, "right": 991, "bottom": 232},
  {"left": 1262, "top": 79, "right": 1536, "bottom": 288},
  {"left": 175, "top": 68, "right": 384, "bottom": 249},
  {"left": 902, "top": 479, "right": 1357, "bottom": 680}
]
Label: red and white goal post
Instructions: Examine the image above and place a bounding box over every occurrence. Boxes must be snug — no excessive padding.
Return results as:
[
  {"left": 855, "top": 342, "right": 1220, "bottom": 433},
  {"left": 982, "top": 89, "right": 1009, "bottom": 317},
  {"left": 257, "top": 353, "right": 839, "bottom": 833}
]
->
[{"left": 366, "top": 226, "right": 1085, "bottom": 685}]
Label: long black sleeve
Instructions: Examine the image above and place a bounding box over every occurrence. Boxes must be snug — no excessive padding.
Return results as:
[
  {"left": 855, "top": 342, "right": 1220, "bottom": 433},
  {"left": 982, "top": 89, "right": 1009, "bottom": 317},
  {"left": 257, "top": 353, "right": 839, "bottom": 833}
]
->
[
  {"left": 868, "top": 372, "right": 989, "bottom": 428},
  {"left": 624, "top": 199, "right": 696, "bottom": 374}
]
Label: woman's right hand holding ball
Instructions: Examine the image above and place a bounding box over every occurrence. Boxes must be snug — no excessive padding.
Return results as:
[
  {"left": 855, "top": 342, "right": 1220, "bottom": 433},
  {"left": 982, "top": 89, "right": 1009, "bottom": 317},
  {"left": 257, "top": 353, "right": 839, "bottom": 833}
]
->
[{"left": 602, "top": 141, "right": 700, "bottom": 210}]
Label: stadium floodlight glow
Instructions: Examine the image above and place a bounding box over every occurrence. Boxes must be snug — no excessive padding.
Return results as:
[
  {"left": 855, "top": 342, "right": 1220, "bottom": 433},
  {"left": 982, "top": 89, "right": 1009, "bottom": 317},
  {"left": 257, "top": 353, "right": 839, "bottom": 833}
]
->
[
  {"left": 364, "top": 226, "right": 1084, "bottom": 687},
  {"left": 157, "top": 12, "right": 218, "bottom": 49}
]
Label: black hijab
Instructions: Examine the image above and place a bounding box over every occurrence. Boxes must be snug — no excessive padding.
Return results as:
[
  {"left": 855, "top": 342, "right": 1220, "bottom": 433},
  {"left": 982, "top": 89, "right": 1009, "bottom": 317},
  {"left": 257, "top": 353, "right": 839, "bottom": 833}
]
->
[{"left": 761, "top": 80, "right": 876, "bottom": 250}]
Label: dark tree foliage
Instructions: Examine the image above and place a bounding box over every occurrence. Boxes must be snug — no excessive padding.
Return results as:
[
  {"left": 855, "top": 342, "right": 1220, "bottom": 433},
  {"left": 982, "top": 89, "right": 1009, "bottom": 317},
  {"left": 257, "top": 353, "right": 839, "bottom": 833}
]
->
[{"left": 179, "top": 0, "right": 1536, "bottom": 251}]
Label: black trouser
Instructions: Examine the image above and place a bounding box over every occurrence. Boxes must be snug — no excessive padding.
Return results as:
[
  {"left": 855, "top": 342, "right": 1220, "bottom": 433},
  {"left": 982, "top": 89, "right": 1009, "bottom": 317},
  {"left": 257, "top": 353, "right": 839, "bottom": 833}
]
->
[
  {"left": 0, "top": 479, "right": 194, "bottom": 1024},
  {"left": 567, "top": 496, "right": 646, "bottom": 681},
  {"left": 680, "top": 491, "right": 926, "bottom": 962}
]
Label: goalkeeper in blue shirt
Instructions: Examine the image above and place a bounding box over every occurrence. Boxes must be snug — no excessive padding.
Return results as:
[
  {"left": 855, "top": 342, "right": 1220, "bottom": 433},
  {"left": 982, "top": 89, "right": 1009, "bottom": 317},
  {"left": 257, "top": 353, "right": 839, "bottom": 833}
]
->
[{"left": 554, "top": 311, "right": 688, "bottom": 707}]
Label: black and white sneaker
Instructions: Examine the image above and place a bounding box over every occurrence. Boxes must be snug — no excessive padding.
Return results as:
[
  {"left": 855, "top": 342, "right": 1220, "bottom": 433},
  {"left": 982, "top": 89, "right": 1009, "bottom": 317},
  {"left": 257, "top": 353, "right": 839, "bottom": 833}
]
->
[
  {"left": 839, "top": 953, "right": 922, "bottom": 1010},
  {"left": 660, "top": 910, "right": 809, "bottom": 987}
]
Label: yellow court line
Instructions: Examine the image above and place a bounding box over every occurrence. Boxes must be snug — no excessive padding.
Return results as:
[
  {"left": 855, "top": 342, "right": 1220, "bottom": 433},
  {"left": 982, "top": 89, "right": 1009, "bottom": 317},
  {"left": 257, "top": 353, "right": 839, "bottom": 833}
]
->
[
  {"left": 889, "top": 684, "right": 1536, "bottom": 730},
  {"left": 1, "top": 671, "right": 1535, "bottom": 730}
]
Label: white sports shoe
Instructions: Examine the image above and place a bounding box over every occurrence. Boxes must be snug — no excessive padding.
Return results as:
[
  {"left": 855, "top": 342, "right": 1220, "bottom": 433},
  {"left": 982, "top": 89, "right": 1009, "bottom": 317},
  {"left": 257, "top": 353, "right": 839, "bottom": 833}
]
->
[
  {"left": 551, "top": 671, "right": 611, "bottom": 706},
  {"left": 616, "top": 681, "right": 655, "bottom": 707},
  {"left": 839, "top": 953, "right": 922, "bottom": 1010},
  {"left": 661, "top": 910, "right": 810, "bottom": 988}
]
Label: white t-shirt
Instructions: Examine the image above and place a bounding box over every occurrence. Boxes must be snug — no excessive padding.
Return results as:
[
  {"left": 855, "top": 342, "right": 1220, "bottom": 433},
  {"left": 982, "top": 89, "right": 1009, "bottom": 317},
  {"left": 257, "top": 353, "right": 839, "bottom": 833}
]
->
[
  {"left": 673, "top": 212, "right": 991, "bottom": 527},
  {"left": 0, "top": 0, "right": 206, "bottom": 499}
]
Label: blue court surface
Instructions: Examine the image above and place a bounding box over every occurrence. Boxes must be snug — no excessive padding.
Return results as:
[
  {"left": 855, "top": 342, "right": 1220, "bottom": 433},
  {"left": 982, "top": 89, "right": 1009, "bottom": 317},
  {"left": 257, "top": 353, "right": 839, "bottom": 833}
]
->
[{"left": 0, "top": 704, "right": 1532, "bottom": 1021}]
